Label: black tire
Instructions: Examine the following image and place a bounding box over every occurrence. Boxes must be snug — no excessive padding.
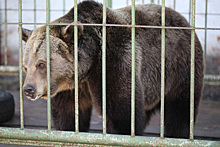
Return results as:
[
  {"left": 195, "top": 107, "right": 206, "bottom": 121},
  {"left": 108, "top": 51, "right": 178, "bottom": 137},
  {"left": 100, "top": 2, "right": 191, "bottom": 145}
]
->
[{"left": 0, "top": 90, "right": 15, "bottom": 123}]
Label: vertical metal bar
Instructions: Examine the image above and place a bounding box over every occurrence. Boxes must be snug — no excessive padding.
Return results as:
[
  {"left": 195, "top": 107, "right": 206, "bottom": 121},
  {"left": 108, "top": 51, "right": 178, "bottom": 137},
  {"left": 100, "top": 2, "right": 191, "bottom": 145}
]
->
[
  {"left": 173, "top": 0, "right": 176, "bottom": 10},
  {"left": 63, "top": 0, "right": 66, "bottom": 15},
  {"left": 151, "top": 0, "right": 154, "bottom": 4},
  {"left": 204, "top": 0, "right": 208, "bottom": 74},
  {"left": 34, "top": 0, "right": 36, "bottom": 29},
  {"left": 189, "top": 0, "right": 192, "bottom": 24},
  {"left": 160, "top": 0, "right": 165, "bottom": 139},
  {"left": 142, "top": 0, "right": 144, "bottom": 4},
  {"left": 4, "top": 0, "right": 7, "bottom": 65},
  {"left": 74, "top": 0, "right": 79, "bottom": 133},
  {"left": 107, "top": 0, "right": 112, "bottom": 8},
  {"left": 126, "top": 0, "right": 129, "bottom": 6},
  {"left": 102, "top": 0, "right": 107, "bottom": 135},
  {"left": 131, "top": 0, "right": 135, "bottom": 137},
  {"left": 46, "top": 0, "right": 51, "bottom": 132},
  {"left": 18, "top": 0, "right": 24, "bottom": 130},
  {"left": 190, "top": 0, "right": 195, "bottom": 140},
  {"left": 158, "top": 0, "right": 160, "bottom": 5}
]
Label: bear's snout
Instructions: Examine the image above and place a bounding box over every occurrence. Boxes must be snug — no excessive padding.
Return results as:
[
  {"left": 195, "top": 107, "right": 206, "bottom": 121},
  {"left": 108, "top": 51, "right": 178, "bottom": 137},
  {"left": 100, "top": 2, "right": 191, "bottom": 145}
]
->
[{"left": 23, "top": 85, "right": 36, "bottom": 98}]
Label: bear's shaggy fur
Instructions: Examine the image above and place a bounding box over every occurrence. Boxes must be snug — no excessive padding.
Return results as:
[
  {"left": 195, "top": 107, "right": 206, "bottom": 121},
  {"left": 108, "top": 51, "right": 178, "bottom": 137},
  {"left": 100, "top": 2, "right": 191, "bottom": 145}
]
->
[{"left": 22, "top": 1, "right": 204, "bottom": 138}]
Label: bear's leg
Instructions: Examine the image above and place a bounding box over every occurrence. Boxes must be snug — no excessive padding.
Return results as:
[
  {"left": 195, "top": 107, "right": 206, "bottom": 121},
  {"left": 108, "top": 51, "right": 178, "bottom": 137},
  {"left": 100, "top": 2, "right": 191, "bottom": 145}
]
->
[
  {"left": 51, "top": 83, "right": 92, "bottom": 132},
  {"left": 105, "top": 79, "right": 146, "bottom": 135},
  {"left": 164, "top": 92, "right": 200, "bottom": 138}
]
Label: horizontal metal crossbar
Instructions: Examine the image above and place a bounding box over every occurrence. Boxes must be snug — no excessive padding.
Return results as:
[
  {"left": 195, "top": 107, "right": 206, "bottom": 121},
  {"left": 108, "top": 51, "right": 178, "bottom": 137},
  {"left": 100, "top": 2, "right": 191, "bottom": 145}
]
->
[
  {"left": 0, "top": 22, "right": 220, "bottom": 30},
  {"left": 0, "top": 128, "right": 219, "bottom": 146}
]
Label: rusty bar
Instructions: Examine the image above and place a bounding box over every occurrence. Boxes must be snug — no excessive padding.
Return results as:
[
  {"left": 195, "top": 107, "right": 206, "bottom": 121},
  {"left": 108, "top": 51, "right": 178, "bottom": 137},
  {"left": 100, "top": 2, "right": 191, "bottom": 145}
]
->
[
  {"left": 74, "top": 0, "right": 79, "bottom": 133},
  {"left": 18, "top": 0, "right": 24, "bottom": 130},
  {"left": 46, "top": 0, "right": 51, "bottom": 131},
  {"left": 0, "top": 128, "right": 219, "bottom": 146},
  {"left": 131, "top": 0, "right": 135, "bottom": 137},
  {"left": 102, "top": 0, "right": 107, "bottom": 135},
  {"left": 190, "top": 0, "right": 196, "bottom": 140},
  {"left": 160, "top": 0, "right": 165, "bottom": 139}
]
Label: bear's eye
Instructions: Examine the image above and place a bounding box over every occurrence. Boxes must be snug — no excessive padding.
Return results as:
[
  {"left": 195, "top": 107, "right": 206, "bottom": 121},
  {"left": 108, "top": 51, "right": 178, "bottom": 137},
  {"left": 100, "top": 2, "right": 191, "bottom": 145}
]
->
[
  {"left": 23, "top": 66, "right": 27, "bottom": 72},
  {"left": 38, "top": 63, "right": 45, "bottom": 69}
]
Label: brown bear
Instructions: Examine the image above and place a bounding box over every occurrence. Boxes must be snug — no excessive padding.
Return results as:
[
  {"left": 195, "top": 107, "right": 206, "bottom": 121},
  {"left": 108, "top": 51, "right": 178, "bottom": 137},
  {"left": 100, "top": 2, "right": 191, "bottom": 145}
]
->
[{"left": 21, "top": 1, "right": 204, "bottom": 138}]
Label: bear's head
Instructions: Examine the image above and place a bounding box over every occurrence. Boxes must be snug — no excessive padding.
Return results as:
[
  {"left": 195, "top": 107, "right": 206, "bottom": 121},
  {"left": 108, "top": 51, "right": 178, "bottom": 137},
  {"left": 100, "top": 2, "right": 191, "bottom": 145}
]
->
[{"left": 21, "top": 23, "right": 88, "bottom": 101}]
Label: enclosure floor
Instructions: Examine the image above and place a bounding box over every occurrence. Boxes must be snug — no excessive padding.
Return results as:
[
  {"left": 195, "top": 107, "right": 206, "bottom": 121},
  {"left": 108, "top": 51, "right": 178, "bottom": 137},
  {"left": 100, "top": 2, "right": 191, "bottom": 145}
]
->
[{"left": 0, "top": 91, "right": 220, "bottom": 146}]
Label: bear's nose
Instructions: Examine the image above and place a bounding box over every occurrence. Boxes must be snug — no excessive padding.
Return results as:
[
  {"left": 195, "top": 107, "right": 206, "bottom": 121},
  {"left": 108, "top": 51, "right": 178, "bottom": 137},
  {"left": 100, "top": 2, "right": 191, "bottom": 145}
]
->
[{"left": 23, "top": 85, "right": 36, "bottom": 98}]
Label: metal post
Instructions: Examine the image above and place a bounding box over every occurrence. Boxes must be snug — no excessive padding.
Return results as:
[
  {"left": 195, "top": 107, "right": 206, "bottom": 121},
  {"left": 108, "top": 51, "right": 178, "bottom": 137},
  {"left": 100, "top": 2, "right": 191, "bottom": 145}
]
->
[
  {"left": 174, "top": 0, "right": 176, "bottom": 10},
  {"left": 4, "top": 0, "right": 7, "bottom": 65},
  {"left": 74, "top": 0, "right": 79, "bottom": 133},
  {"left": 18, "top": 0, "right": 24, "bottom": 130},
  {"left": 46, "top": 0, "right": 51, "bottom": 132},
  {"left": 190, "top": 0, "right": 196, "bottom": 140},
  {"left": 102, "top": 0, "right": 107, "bottom": 135},
  {"left": 107, "top": 0, "right": 112, "bottom": 8},
  {"left": 160, "top": 0, "right": 165, "bottom": 139},
  {"left": 34, "top": 0, "right": 36, "bottom": 29},
  {"left": 204, "top": 0, "right": 208, "bottom": 74},
  {"left": 131, "top": 0, "right": 135, "bottom": 137},
  {"left": 126, "top": 0, "right": 129, "bottom": 6},
  {"left": 63, "top": 0, "right": 66, "bottom": 15},
  {"left": 189, "top": 0, "right": 192, "bottom": 24}
]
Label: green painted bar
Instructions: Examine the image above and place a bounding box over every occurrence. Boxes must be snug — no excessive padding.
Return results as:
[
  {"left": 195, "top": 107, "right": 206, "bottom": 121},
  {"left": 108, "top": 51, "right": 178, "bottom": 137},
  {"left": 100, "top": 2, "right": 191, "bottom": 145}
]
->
[
  {"left": 204, "top": 0, "right": 208, "bottom": 74},
  {"left": 173, "top": 0, "right": 176, "bottom": 10},
  {"left": 4, "top": 0, "right": 7, "bottom": 65},
  {"left": 18, "top": 0, "right": 24, "bottom": 130},
  {"left": 74, "top": 0, "right": 79, "bottom": 133},
  {"left": 189, "top": 0, "right": 192, "bottom": 24},
  {"left": 46, "top": 0, "right": 51, "bottom": 131},
  {"left": 131, "top": 0, "right": 136, "bottom": 137},
  {"left": 190, "top": 0, "right": 196, "bottom": 140},
  {"left": 102, "top": 0, "right": 107, "bottom": 135},
  {"left": 160, "top": 0, "right": 165, "bottom": 139},
  {"left": 34, "top": 0, "right": 36, "bottom": 29},
  {"left": 151, "top": 0, "right": 154, "bottom": 4},
  {"left": 107, "top": 0, "right": 112, "bottom": 8},
  {"left": 63, "top": 0, "right": 66, "bottom": 15},
  {"left": 0, "top": 128, "right": 219, "bottom": 146}
]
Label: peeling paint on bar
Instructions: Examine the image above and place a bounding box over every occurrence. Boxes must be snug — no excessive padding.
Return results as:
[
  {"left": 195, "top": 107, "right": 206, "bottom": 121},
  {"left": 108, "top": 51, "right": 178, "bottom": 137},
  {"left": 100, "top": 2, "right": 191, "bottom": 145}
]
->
[
  {"left": 190, "top": 0, "right": 196, "bottom": 140},
  {"left": 0, "top": 128, "right": 219, "bottom": 146},
  {"left": 160, "top": 0, "right": 165, "bottom": 139},
  {"left": 131, "top": 0, "right": 135, "bottom": 137},
  {"left": 102, "top": 0, "right": 107, "bottom": 135},
  {"left": 74, "top": 0, "right": 79, "bottom": 133},
  {"left": 18, "top": 0, "right": 24, "bottom": 130},
  {"left": 46, "top": 0, "right": 51, "bottom": 132}
]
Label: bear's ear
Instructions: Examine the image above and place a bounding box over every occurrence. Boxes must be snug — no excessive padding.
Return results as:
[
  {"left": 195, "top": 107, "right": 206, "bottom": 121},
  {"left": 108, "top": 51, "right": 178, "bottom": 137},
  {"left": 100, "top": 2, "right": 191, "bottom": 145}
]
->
[
  {"left": 61, "top": 21, "right": 83, "bottom": 44},
  {"left": 20, "top": 28, "right": 33, "bottom": 42}
]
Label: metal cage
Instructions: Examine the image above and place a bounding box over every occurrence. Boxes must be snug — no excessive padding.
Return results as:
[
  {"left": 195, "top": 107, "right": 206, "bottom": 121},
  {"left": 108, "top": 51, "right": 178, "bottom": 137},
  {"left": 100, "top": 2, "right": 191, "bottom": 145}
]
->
[{"left": 0, "top": 0, "right": 220, "bottom": 146}]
